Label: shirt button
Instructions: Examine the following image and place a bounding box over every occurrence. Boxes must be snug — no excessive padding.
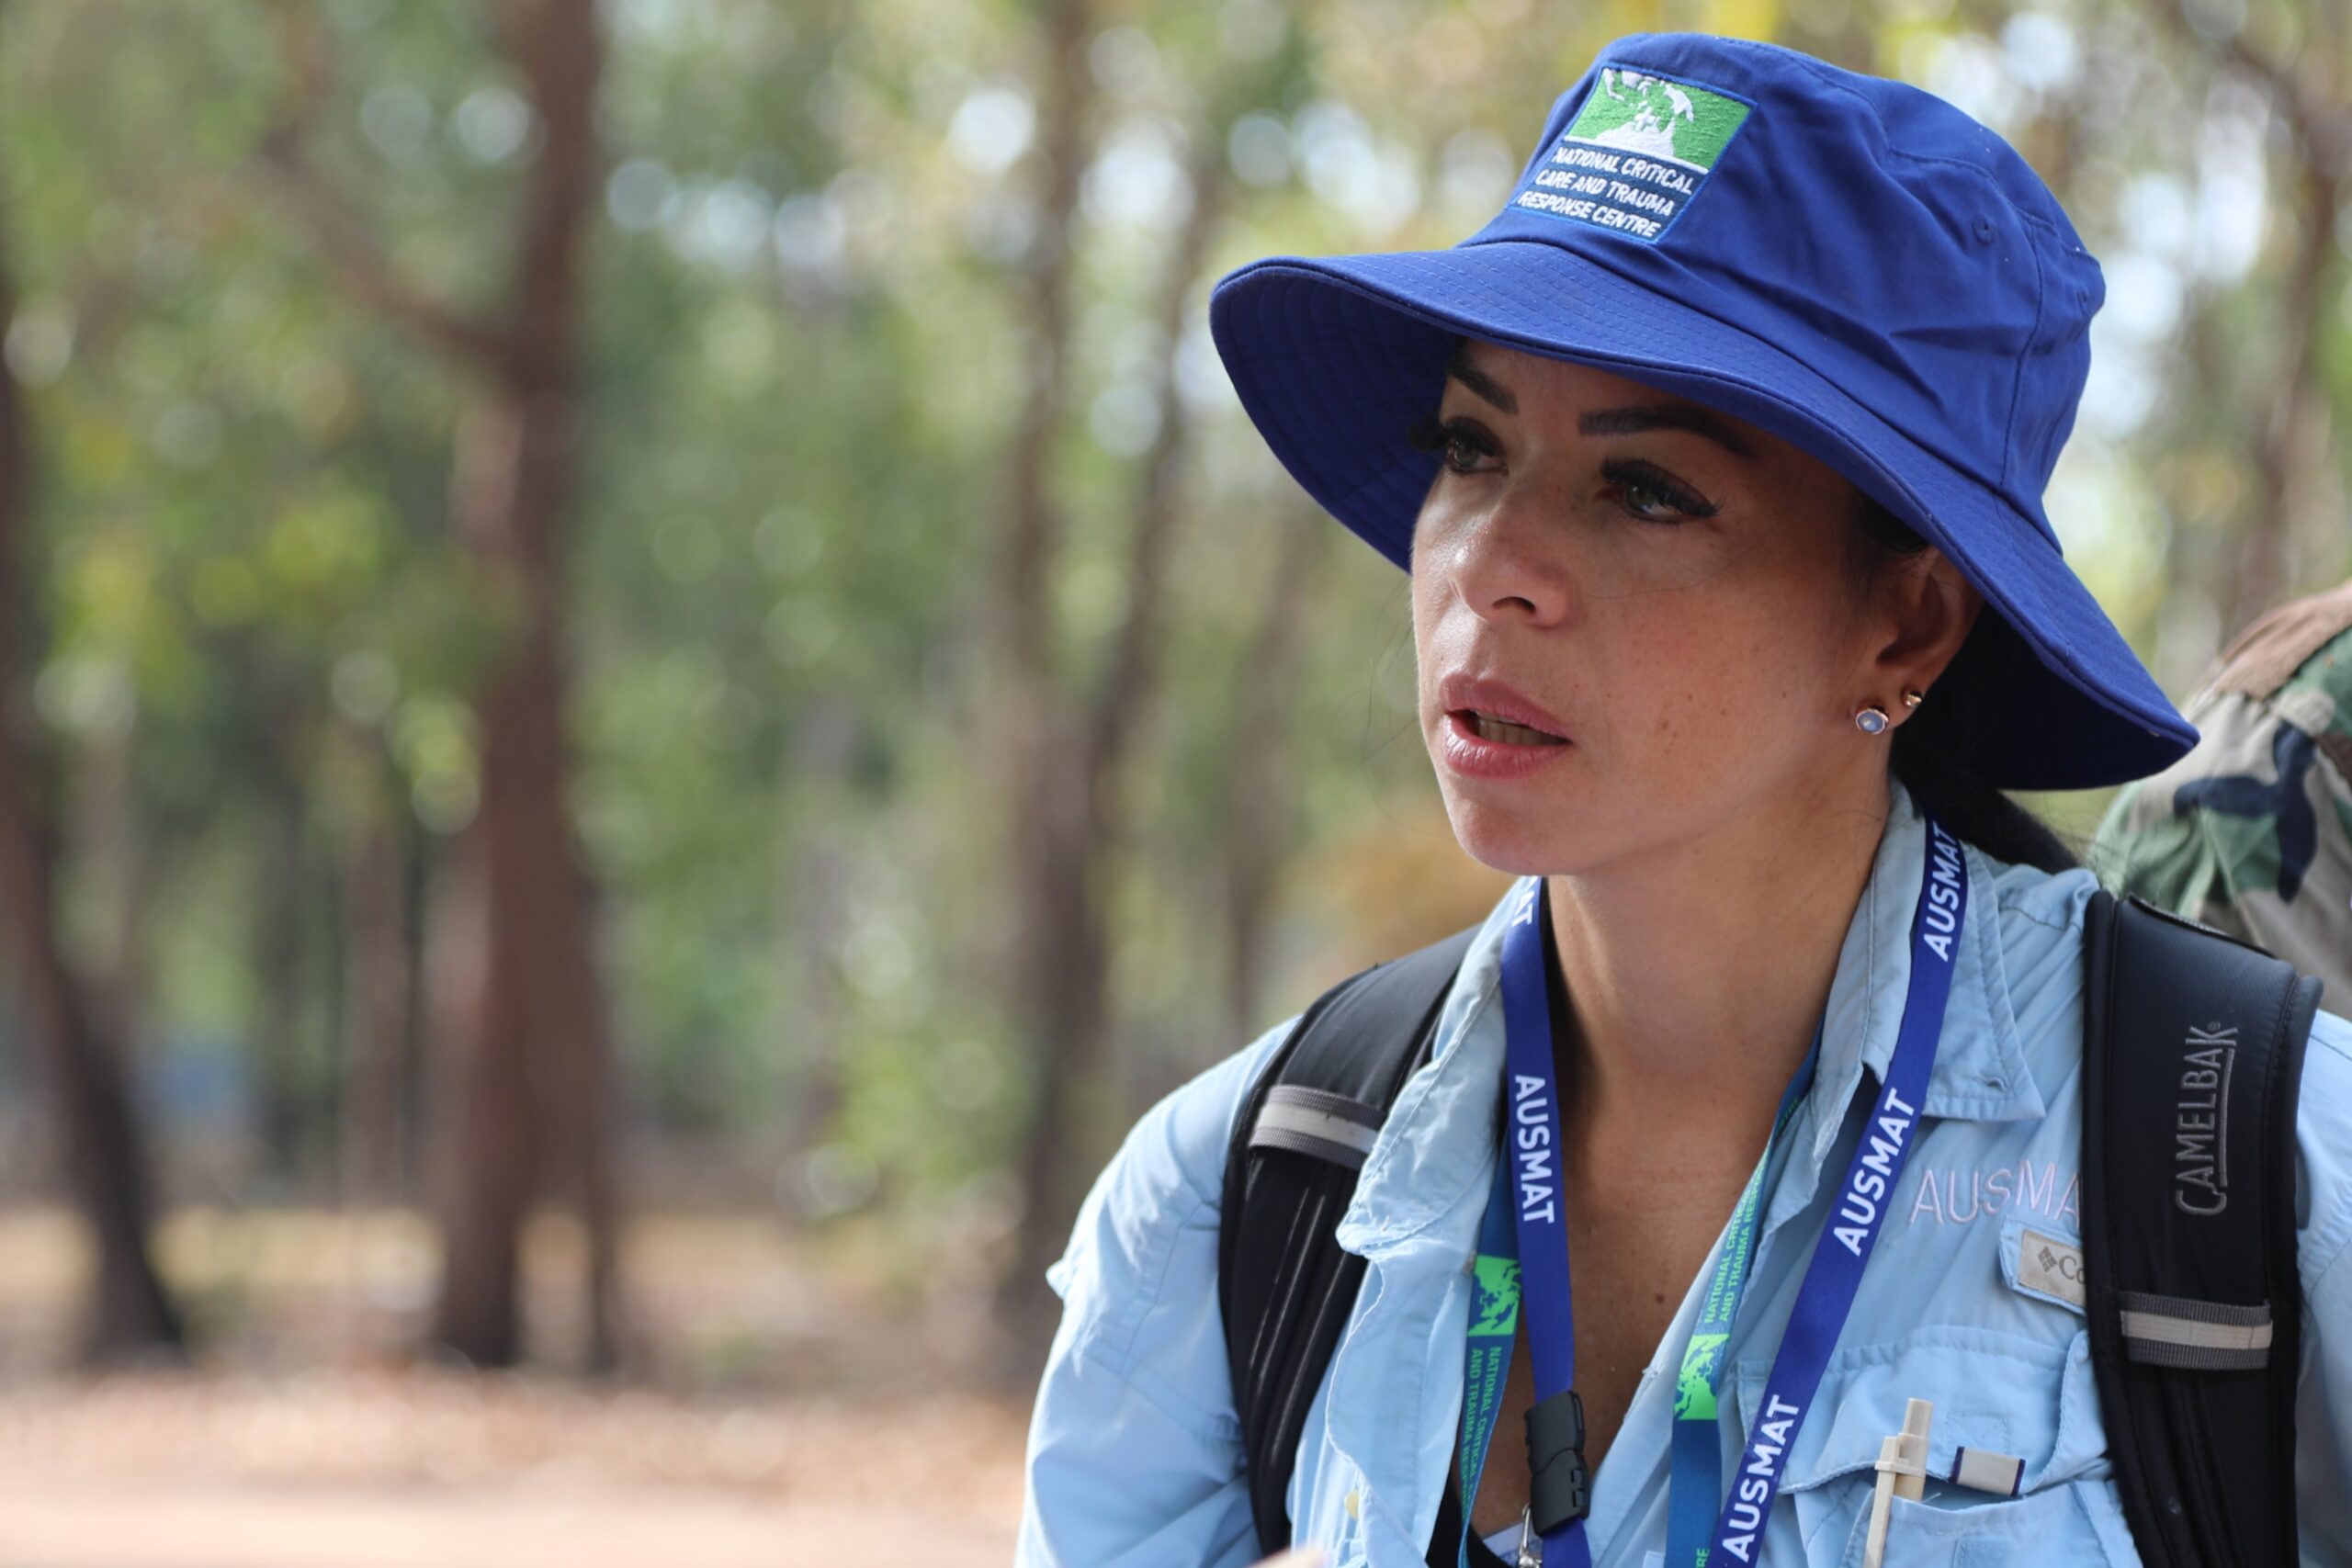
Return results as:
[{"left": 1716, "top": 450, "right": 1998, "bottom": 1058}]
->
[{"left": 1345, "top": 1488, "right": 1363, "bottom": 1518}]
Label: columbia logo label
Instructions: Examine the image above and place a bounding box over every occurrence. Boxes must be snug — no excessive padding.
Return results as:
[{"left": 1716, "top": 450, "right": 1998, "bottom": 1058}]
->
[
  {"left": 1511, "top": 67, "right": 1752, "bottom": 243},
  {"left": 2017, "top": 1227, "right": 2086, "bottom": 1309}
]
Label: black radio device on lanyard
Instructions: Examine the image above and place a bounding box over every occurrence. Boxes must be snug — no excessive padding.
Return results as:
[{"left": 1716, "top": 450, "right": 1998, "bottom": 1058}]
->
[{"left": 1216, "top": 890, "right": 2321, "bottom": 1567}]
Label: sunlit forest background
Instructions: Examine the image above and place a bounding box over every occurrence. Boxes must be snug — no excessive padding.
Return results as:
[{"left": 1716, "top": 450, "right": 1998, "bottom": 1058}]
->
[{"left": 0, "top": 0, "right": 2346, "bottom": 1560}]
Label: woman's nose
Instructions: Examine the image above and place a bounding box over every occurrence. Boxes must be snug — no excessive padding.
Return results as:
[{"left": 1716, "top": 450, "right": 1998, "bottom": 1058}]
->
[{"left": 1432, "top": 487, "right": 1577, "bottom": 628}]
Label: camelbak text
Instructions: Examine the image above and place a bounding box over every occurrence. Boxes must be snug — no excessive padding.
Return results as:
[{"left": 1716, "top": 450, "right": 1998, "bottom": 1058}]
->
[{"left": 2175, "top": 1022, "right": 2236, "bottom": 1216}]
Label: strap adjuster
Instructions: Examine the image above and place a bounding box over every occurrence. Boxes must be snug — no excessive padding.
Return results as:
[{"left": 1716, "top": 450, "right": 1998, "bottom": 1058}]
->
[
  {"left": 1247, "top": 1085, "right": 1383, "bottom": 1169},
  {"left": 1526, "top": 1388, "right": 1590, "bottom": 1534},
  {"left": 2117, "top": 1291, "right": 2273, "bottom": 1371}
]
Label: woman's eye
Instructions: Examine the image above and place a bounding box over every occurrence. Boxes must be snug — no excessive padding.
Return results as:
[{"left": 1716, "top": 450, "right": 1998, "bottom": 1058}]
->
[
  {"left": 1600, "top": 458, "right": 1714, "bottom": 525},
  {"left": 1406, "top": 413, "right": 1500, "bottom": 475},
  {"left": 1621, "top": 479, "right": 1679, "bottom": 519}
]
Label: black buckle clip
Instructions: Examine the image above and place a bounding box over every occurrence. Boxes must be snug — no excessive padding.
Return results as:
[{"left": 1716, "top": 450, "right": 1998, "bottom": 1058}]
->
[{"left": 1526, "top": 1387, "right": 1591, "bottom": 1533}]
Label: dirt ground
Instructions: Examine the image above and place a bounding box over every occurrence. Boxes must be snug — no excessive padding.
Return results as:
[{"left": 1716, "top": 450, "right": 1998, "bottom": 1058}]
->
[
  {"left": 0, "top": 1207, "right": 1031, "bottom": 1566},
  {"left": 0, "top": 1370, "right": 1025, "bottom": 1565}
]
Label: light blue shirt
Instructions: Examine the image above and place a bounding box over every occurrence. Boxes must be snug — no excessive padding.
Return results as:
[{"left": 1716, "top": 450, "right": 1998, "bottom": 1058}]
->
[{"left": 1017, "top": 781, "right": 2352, "bottom": 1567}]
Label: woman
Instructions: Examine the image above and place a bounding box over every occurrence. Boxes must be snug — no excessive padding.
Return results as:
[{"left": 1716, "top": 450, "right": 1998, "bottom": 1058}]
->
[{"left": 1016, "top": 31, "right": 2352, "bottom": 1568}]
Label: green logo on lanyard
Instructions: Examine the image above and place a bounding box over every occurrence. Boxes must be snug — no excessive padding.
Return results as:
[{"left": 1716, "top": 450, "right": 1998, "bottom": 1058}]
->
[
  {"left": 1470, "top": 1257, "right": 1522, "bottom": 1337},
  {"left": 1676, "top": 1331, "right": 1730, "bottom": 1420}
]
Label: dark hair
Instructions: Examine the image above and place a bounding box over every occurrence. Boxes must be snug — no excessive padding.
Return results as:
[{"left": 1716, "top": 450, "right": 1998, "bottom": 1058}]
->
[{"left": 1846, "top": 491, "right": 2080, "bottom": 875}]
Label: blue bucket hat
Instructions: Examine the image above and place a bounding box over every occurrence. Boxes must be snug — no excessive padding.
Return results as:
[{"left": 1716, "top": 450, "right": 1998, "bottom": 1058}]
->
[{"left": 1208, "top": 32, "right": 2195, "bottom": 791}]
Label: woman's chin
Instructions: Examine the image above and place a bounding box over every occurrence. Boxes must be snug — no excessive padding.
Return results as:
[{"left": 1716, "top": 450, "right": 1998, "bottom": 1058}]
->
[{"left": 1438, "top": 793, "right": 1589, "bottom": 877}]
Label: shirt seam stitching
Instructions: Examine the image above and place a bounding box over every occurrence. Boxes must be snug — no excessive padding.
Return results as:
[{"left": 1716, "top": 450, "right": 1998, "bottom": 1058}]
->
[
  {"left": 1113, "top": 1190, "right": 1216, "bottom": 1375},
  {"left": 1055, "top": 1331, "right": 1246, "bottom": 1450},
  {"left": 1996, "top": 899, "right": 2073, "bottom": 937},
  {"left": 1123, "top": 1352, "right": 1248, "bottom": 1448}
]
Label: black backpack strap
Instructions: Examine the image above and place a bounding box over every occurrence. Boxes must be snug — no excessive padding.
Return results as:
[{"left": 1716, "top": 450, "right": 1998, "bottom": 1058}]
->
[
  {"left": 2081, "top": 888, "right": 2324, "bottom": 1568},
  {"left": 1218, "top": 923, "right": 1482, "bottom": 1558}
]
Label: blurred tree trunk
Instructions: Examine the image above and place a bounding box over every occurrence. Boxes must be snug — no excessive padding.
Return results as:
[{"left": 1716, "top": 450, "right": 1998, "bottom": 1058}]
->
[
  {"left": 1222, "top": 507, "right": 1326, "bottom": 1044},
  {"left": 428, "top": 0, "right": 623, "bottom": 1373},
  {"left": 2233, "top": 150, "right": 2339, "bottom": 631},
  {"left": 338, "top": 767, "right": 414, "bottom": 1208},
  {"left": 2153, "top": 6, "right": 2347, "bottom": 634},
  {"left": 264, "top": 0, "right": 624, "bottom": 1371},
  {"left": 986, "top": 0, "right": 1100, "bottom": 1348},
  {"left": 252, "top": 771, "right": 313, "bottom": 1179},
  {"left": 0, "top": 191, "right": 184, "bottom": 1365},
  {"left": 991, "top": 0, "right": 1251, "bottom": 1341},
  {"left": 68, "top": 717, "right": 146, "bottom": 1088},
  {"left": 244, "top": 680, "right": 325, "bottom": 1184},
  {"left": 776, "top": 695, "right": 856, "bottom": 1203},
  {"left": 432, "top": 380, "right": 622, "bottom": 1368}
]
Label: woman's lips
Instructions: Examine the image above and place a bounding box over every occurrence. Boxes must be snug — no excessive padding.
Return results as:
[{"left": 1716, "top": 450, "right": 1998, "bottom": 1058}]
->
[
  {"left": 1436, "top": 674, "right": 1573, "bottom": 737},
  {"left": 1438, "top": 709, "right": 1576, "bottom": 780}
]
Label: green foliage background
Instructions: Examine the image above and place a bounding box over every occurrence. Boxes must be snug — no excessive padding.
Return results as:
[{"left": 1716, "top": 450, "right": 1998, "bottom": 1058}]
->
[{"left": 1, "top": 0, "right": 2344, "bottom": 1247}]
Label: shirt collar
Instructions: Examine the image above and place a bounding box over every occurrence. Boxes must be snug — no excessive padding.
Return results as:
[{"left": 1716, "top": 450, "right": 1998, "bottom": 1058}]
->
[
  {"left": 1804, "top": 776, "right": 2045, "bottom": 1160},
  {"left": 1336, "top": 778, "right": 2045, "bottom": 1255}
]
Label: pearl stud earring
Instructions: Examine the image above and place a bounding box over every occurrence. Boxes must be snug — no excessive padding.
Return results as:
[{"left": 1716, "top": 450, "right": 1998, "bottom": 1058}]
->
[{"left": 1854, "top": 703, "right": 1891, "bottom": 734}]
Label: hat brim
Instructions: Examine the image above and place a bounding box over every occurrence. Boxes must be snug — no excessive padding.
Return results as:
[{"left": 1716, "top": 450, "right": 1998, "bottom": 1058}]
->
[{"left": 1208, "top": 237, "right": 2194, "bottom": 792}]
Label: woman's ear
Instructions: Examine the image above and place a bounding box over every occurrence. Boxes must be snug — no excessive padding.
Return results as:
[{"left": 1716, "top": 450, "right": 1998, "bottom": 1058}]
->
[{"left": 1871, "top": 547, "right": 1983, "bottom": 705}]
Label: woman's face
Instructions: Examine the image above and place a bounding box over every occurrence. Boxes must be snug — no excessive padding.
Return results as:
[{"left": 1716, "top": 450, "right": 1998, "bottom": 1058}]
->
[{"left": 1410, "top": 339, "right": 1928, "bottom": 877}]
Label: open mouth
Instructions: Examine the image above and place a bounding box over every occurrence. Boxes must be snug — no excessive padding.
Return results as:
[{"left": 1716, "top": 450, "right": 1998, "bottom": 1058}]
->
[{"left": 1456, "top": 710, "right": 1570, "bottom": 746}]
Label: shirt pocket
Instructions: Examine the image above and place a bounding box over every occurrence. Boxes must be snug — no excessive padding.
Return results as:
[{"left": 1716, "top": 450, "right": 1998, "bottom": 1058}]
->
[
  {"left": 1836, "top": 1483, "right": 2140, "bottom": 1568},
  {"left": 1729, "top": 1324, "right": 2139, "bottom": 1566}
]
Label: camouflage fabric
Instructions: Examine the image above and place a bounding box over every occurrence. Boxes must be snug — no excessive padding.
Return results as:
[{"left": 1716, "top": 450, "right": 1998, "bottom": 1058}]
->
[{"left": 2091, "top": 580, "right": 2352, "bottom": 1003}]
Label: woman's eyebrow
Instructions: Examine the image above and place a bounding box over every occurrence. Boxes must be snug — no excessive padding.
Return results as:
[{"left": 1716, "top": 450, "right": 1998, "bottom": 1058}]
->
[
  {"left": 1578, "top": 403, "right": 1759, "bottom": 461},
  {"left": 1443, "top": 347, "right": 1518, "bottom": 415}
]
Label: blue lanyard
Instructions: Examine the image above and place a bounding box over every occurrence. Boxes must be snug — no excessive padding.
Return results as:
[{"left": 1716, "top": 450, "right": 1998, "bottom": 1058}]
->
[
  {"left": 1458, "top": 1025, "right": 1817, "bottom": 1568},
  {"left": 1492, "top": 873, "right": 1592, "bottom": 1568},
  {"left": 1461, "top": 811, "right": 1967, "bottom": 1568},
  {"left": 1698, "top": 814, "right": 1965, "bottom": 1563},
  {"left": 1660, "top": 1031, "right": 1819, "bottom": 1568}
]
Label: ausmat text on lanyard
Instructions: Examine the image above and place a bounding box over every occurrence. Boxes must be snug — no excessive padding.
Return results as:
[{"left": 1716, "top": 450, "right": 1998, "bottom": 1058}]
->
[
  {"left": 1454, "top": 1018, "right": 1819, "bottom": 1568},
  {"left": 1464, "top": 812, "right": 1968, "bottom": 1567}
]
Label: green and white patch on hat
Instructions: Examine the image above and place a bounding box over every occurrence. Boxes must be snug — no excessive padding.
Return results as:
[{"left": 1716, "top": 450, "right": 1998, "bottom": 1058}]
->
[{"left": 1510, "top": 67, "right": 1752, "bottom": 243}]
